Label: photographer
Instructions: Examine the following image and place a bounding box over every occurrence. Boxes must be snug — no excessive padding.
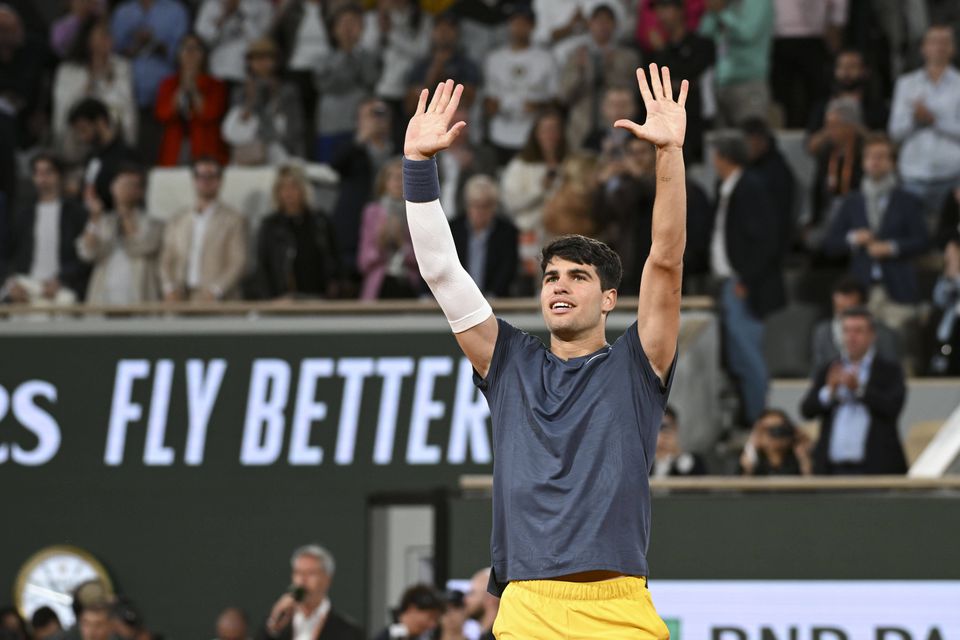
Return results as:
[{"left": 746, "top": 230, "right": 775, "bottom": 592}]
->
[
  {"left": 740, "top": 409, "right": 813, "bottom": 476},
  {"left": 259, "top": 545, "right": 362, "bottom": 640}
]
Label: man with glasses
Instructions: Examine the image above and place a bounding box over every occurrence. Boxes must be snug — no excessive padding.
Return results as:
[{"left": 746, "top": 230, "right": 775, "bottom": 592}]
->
[{"left": 159, "top": 157, "right": 247, "bottom": 302}]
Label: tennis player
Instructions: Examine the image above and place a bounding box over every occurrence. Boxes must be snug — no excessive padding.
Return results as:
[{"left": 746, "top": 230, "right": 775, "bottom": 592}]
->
[{"left": 402, "top": 64, "right": 687, "bottom": 639}]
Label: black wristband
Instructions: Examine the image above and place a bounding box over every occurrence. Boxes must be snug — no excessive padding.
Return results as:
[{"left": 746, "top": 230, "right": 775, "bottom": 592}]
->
[{"left": 402, "top": 157, "right": 441, "bottom": 203}]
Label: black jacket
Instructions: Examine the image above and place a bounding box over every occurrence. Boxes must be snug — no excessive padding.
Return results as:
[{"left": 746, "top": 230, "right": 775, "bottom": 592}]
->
[
  {"left": 800, "top": 354, "right": 908, "bottom": 475},
  {"left": 714, "top": 169, "right": 786, "bottom": 318},
  {"left": 749, "top": 143, "right": 796, "bottom": 253},
  {"left": 257, "top": 609, "right": 363, "bottom": 640},
  {"left": 256, "top": 210, "right": 341, "bottom": 299},
  {"left": 451, "top": 214, "right": 518, "bottom": 298},
  {"left": 3, "top": 198, "right": 90, "bottom": 298}
]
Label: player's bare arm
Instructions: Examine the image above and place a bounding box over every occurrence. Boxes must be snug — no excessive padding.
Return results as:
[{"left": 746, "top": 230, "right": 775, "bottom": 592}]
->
[
  {"left": 403, "top": 79, "right": 499, "bottom": 377},
  {"left": 615, "top": 64, "right": 688, "bottom": 383}
]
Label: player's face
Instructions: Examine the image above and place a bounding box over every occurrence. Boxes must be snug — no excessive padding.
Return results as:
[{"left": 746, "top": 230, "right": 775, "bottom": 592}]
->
[{"left": 541, "top": 258, "right": 616, "bottom": 339}]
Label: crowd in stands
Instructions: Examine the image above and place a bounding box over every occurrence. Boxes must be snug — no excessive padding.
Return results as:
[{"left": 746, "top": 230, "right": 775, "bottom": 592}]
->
[
  {"left": 0, "top": 1, "right": 958, "bottom": 437},
  {"left": 0, "top": 545, "right": 498, "bottom": 640}
]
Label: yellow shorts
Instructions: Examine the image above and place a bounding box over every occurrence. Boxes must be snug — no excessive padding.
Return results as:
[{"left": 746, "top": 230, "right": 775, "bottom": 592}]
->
[{"left": 492, "top": 576, "right": 671, "bottom": 639}]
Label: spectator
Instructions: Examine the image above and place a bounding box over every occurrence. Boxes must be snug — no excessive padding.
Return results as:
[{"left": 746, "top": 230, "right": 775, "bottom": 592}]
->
[
  {"left": 53, "top": 17, "right": 138, "bottom": 162},
  {"left": 888, "top": 24, "right": 960, "bottom": 219},
  {"left": 463, "top": 568, "right": 497, "bottom": 640},
  {"left": 0, "top": 4, "right": 54, "bottom": 147},
  {"left": 260, "top": 544, "right": 363, "bottom": 640},
  {"left": 823, "top": 134, "right": 928, "bottom": 337},
  {"left": 709, "top": 133, "right": 785, "bottom": 426},
  {"left": 483, "top": 4, "right": 558, "bottom": 165},
  {"left": 111, "top": 597, "right": 155, "bottom": 640},
  {"left": 221, "top": 37, "right": 304, "bottom": 164},
  {"left": 155, "top": 32, "right": 229, "bottom": 166},
  {"left": 371, "top": 585, "right": 444, "bottom": 640},
  {"left": 582, "top": 86, "right": 637, "bottom": 154},
  {"left": 436, "top": 591, "right": 466, "bottom": 640},
  {"left": 69, "top": 97, "right": 140, "bottom": 211},
  {"left": 159, "top": 157, "right": 247, "bottom": 302},
  {"left": 635, "top": 0, "right": 705, "bottom": 55},
  {"left": 256, "top": 163, "right": 340, "bottom": 300},
  {"left": 651, "top": 405, "right": 707, "bottom": 477},
  {"left": 195, "top": 0, "right": 273, "bottom": 84},
  {"left": 77, "top": 603, "right": 112, "bottom": 640},
  {"left": 313, "top": 4, "right": 379, "bottom": 162},
  {"left": 110, "top": 0, "right": 189, "bottom": 155},
  {"left": 501, "top": 108, "right": 567, "bottom": 286},
  {"left": 770, "top": 0, "right": 847, "bottom": 128},
  {"left": 698, "top": 0, "right": 774, "bottom": 126},
  {"left": 271, "top": 0, "right": 332, "bottom": 135},
  {"left": 741, "top": 117, "right": 796, "bottom": 253},
  {"left": 404, "top": 13, "right": 481, "bottom": 116},
  {"left": 558, "top": 3, "right": 640, "bottom": 149},
  {"left": 807, "top": 48, "right": 888, "bottom": 153},
  {"left": 77, "top": 163, "right": 163, "bottom": 305},
  {"left": 362, "top": 0, "right": 432, "bottom": 150},
  {"left": 50, "top": 0, "right": 107, "bottom": 58},
  {"left": 0, "top": 609, "right": 26, "bottom": 640},
  {"left": 451, "top": 174, "right": 518, "bottom": 298},
  {"left": 936, "top": 186, "right": 960, "bottom": 249},
  {"left": 800, "top": 307, "right": 908, "bottom": 475},
  {"left": 811, "top": 276, "right": 900, "bottom": 373},
  {"left": 30, "top": 607, "right": 62, "bottom": 640},
  {"left": 437, "top": 105, "right": 498, "bottom": 220},
  {"left": 214, "top": 607, "right": 249, "bottom": 640},
  {"left": 928, "top": 240, "right": 960, "bottom": 375},
  {"left": 543, "top": 152, "right": 600, "bottom": 238},
  {"left": 740, "top": 408, "right": 813, "bottom": 476},
  {"left": 358, "top": 158, "right": 419, "bottom": 299},
  {"left": 1, "top": 152, "right": 90, "bottom": 305},
  {"left": 645, "top": 0, "right": 714, "bottom": 164},
  {"left": 808, "top": 97, "right": 864, "bottom": 237},
  {"left": 330, "top": 97, "right": 394, "bottom": 286}
]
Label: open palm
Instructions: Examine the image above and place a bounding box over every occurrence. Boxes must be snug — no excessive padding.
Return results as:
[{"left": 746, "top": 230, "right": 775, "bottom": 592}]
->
[
  {"left": 404, "top": 79, "right": 467, "bottom": 161},
  {"left": 615, "top": 64, "right": 688, "bottom": 149}
]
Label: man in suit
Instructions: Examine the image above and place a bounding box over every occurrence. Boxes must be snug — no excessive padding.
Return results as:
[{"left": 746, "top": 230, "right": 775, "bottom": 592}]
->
[
  {"left": 1, "top": 152, "right": 90, "bottom": 305},
  {"left": 811, "top": 276, "right": 900, "bottom": 374},
  {"left": 800, "top": 306, "right": 908, "bottom": 475},
  {"left": 159, "top": 157, "right": 247, "bottom": 302},
  {"left": 260, "top": 545, "right": 363, "bottom": 640},
  {"left": 823, "top": 133, "right": 929, "bottom": 333},
  {"left": 709, "top": 132, "right": 786, "bottom": 426},
  {"left": 450, "top": 175, "right": 518, "bottom": 298}
]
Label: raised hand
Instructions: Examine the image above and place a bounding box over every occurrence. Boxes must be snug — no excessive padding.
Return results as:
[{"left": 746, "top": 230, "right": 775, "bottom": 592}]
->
[
  {"left": 404, "top": 79, "right": 467, "bottom": 161},
  {"left": 615, "top": 63, "right": 688, "bottom": 149}
]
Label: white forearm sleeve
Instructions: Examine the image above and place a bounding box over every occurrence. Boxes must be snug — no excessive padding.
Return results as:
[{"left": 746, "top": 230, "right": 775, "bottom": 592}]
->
[{"left": 403, "top": 158, "right": 493, "bottom": 333}]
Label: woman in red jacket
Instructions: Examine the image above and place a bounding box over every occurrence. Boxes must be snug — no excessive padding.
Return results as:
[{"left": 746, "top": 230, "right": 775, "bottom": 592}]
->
[{"left": 154, "top": 33, "right": 228, "bottom": 166}]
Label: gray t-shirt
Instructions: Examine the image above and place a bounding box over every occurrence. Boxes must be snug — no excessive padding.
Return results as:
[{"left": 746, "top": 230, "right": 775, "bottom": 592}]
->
[{"left": 475, "top": 318, "right": 676, "bottom": 595}]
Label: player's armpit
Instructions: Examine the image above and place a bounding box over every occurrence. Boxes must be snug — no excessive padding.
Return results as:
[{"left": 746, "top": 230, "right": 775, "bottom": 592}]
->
[{"left": 454, "top": 313, "right": 499, "bottom": 379}]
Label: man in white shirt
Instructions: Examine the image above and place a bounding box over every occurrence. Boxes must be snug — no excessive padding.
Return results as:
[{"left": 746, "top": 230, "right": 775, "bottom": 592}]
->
[
  {"left": 483, "top": 5, "right": 559, "bottom": 164},
  {"left": 1, "top": 152, "right": 89, "bottom": 305},
  {"left": 888, "top": 24, "right": 960, "bottom": 219},
  {"left": 262, "top": 544, "right": 363, "bottom": 640}
]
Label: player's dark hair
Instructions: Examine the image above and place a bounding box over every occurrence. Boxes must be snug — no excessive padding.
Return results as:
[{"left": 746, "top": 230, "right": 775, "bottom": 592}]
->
[{"left": 540, "top": 235, "right": 623, "bottom": 291}]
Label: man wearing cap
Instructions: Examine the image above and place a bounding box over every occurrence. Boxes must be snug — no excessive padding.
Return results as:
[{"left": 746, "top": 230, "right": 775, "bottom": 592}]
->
[
  {"left": 483, "top": 4, "right": 559, "bottom": 165},
  {"left": 371, "top": 585, "right": 444, "bottom": 640}
]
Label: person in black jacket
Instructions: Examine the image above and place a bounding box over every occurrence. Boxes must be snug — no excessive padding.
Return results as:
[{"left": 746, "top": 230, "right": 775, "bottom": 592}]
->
[
  {"left": 256, "top": 164, "right": 341, "bottom": 300},
  {"left": 68, "top": 97, "right": 139, "bottom": 212},
  {"left": 372, "top": 585, "right": 444, "bottom": 640},
  {"left": 800, "top": 307, "right": 908, "bottom": 475},
  {"left": 1, "top": 152, "right": 90, "bottom": 304},
  {"left": 260, "top": 545, "right": 363, "bottom": 640},
  {"left": 742, "top": 117, "right": 796, "bottom": 255},
  {"left": 450, "top": 175, "right": 518, "bottom": 298},
  {"left": 709, "top": 132, "right": 786, "bottom": 426}
]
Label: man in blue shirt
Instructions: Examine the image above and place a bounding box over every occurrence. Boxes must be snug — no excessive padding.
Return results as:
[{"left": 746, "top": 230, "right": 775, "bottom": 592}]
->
[{"left": 401, "top": 66, "right": 686, "bottom": 638}]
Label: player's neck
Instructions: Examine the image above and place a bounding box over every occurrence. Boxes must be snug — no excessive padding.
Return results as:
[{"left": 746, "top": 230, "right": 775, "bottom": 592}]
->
[{"left": 549, "top": 329, "right": 608, "bottom": 361}]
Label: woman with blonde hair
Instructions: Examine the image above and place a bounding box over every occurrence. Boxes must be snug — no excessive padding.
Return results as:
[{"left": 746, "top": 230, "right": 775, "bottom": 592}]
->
[
  {"left": 255, "top": 163, "right": 340, "bottom": 299},
  {"left": 357, "top": 158, "right": 420, "bottom": 299}
]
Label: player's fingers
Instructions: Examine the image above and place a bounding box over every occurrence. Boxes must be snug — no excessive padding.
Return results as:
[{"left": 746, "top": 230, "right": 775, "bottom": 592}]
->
[
  {"left": 445, "top": 82, "right": 464, "bottom": 116},
  {"left": 416, "top": 88, "right": 429, "bottom": 114},
  {"left": 427, "top": 81, "right": 444, "bottom": 112},
  {"left": 678, "top": 79, "right": 689, "bottom": 107},
  {"left": 635, "top": 67, "right": 653, "bottom": 106},
  {"left": 648, "top": 62, "right": 664, "bottom": 99},
  {"left": 436, "top": 79, "right": 454, "bottom": 112},
  {"left": 441, "top": 121, "right": 467, "bottom": 145},
  {"left": 661, "top": 66, "right": 673, "bottom": 101},
  {"left": 613, "top": 119, "right": 643, "bottom": 138}
]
